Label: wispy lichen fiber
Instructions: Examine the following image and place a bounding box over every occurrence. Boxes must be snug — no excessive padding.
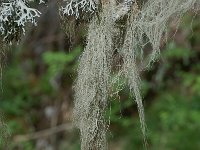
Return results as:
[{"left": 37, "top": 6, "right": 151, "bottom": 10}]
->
[
  {"left": 120, "top": 0, "right": 198, "bottom": 144},
  {"left": 73, "top": 0, "right": 198, "bottom": 149},
  {"left": 73, "top": 4, "right": 116, "bottom": 150},
  {"left": 132, "top": 0, "right": 198, "bottom": 67}
]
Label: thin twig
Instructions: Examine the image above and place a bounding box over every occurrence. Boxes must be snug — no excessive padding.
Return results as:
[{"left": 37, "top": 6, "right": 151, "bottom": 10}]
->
[{"left": 13, "top": 123, "right": 73, "bottom": 143}]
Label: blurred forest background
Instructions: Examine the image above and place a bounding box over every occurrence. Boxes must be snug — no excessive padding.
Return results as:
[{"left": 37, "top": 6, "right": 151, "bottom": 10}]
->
[{"left": 0, "top": 2, "right": 200, "bottom": 150}]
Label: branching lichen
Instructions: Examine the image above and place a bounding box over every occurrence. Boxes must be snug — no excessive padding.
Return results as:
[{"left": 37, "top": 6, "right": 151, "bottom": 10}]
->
[
  {"left": 0, "top": 0, "right": 41, "bottom": 42},
  {"left": 61, "top": 0, "right": 99, "bottom": 18}
]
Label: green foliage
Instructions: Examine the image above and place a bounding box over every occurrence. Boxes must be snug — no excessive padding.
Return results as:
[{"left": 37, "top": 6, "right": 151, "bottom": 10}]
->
[
  {"left": 0, "top": 47, "right": 81, "bottom": 149},
  {"left": 43, "top": 47, "right": 81, "bottom": 78},
  {"left": 164, "top": 42, "right": 193, "bottom": 59}
]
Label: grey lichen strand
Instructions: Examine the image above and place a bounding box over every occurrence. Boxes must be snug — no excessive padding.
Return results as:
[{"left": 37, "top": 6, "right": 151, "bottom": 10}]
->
[{"left": 73, "top": 3, "right": 116, "bottom": 150}]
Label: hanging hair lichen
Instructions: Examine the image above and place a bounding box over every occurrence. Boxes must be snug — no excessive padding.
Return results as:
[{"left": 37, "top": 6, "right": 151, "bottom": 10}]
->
[
  {"left": 119, "top": 2, "right": 148, "bottom": 145},
  {"left": 71, "top": 0, "right": 198, "bottom": 149},
  {"left": 131, "top": 0, "right": 198, "bottom": 68},
  {"left": 73, "top": 2, "right": 116, "bottom": 149}
]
